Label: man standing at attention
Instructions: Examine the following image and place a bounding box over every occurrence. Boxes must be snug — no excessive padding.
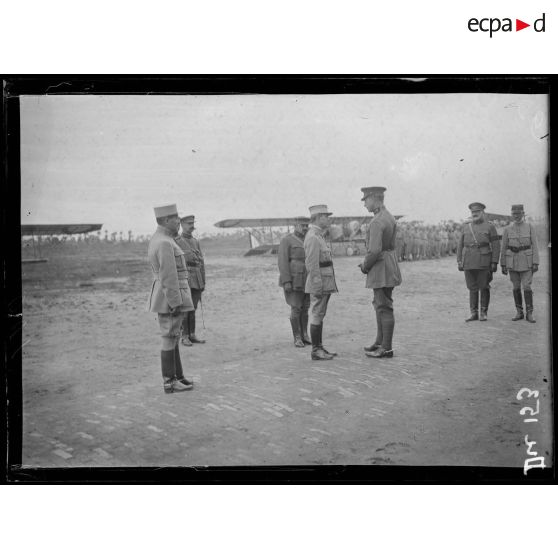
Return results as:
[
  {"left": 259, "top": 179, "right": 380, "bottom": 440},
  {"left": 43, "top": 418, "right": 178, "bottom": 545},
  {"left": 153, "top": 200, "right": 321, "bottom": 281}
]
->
[
  {"left": 176, "top": 214, "right": 206, "bottom": 346},
  {"left": 359, "top": 187, "right": 402, "bottom": 359},
  {"left": 147, "top": 204, "right": 195, "bottom": 393},
  {"left": 500, "top": 204, "right": 539, "bottom": 323},
  {"left": 304, "top": 204, "right": 338, "bottom": 361},
  {"left": 457, "top": 202, "right": 500, "bottom": 322},
  {"left": 277, "top": 216, "right": 312, "bottom": 347}
]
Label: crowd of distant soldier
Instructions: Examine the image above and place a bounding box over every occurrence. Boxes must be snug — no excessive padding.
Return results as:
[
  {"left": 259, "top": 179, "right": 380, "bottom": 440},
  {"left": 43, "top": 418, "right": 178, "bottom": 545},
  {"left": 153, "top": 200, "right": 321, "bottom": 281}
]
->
[{"left": 392, "top": 220, "right": 515, "bottom": 262}]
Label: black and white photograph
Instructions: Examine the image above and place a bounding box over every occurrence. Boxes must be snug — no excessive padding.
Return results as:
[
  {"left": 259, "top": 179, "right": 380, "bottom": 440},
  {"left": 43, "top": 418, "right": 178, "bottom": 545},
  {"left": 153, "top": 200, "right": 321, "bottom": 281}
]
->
[{"left": 6, "top": 77, "right": 552, "bottom": 479}]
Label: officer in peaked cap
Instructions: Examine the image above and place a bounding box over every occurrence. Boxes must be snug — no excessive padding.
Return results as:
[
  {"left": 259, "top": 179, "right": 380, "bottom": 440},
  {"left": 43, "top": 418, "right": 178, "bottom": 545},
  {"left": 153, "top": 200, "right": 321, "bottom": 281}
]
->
[
  {"left": 176, "top": 214, "right": 207, "bottom": 345},
  {"left": 278, "top": 216, "right": 311, "bottom": 347},
  {"left": 304, "top": 204, "right": 338, "bottom": 360},
  {"left": 500, "top": 204, "right": 539, "bottom": 323},
  {"left": 457, "top": 202, "right": 500, "bottom": 322},
  {"left": 147, "top": 204, "right": 195, "bottom": 393},
  {"left": 359, "top": 187, "right": 402, "bottom": 359}
]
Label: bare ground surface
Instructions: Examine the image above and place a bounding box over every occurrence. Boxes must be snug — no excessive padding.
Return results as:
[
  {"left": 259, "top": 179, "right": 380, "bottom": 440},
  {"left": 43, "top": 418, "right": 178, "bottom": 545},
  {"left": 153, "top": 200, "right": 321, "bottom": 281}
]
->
[{"left": 19, "top": 241, "right": 553, "bottom": 469}]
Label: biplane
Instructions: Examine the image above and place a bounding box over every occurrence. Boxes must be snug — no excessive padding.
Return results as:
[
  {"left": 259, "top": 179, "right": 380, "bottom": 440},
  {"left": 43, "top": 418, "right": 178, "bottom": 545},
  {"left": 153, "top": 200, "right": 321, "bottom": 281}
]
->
[
  {"left": 21, "top": 223, "right": 103, "bottom": 263},
  {"left": 214, "top": 216, "right": 404, "bottom": 256}
]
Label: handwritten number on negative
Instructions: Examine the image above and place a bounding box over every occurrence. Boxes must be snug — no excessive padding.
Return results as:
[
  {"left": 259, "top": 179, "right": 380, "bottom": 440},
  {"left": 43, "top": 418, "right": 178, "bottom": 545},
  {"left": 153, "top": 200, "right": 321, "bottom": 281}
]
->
[{"left": 516, "top": 388, "right": 539, "bottom": 401}]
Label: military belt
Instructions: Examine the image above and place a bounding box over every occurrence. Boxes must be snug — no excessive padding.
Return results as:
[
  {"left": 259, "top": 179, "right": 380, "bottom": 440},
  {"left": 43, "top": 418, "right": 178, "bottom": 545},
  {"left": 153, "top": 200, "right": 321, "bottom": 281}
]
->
[
  {"left": 508, "top": 245, "right": 531, "bottom": 253},
  {"left": 319, "top": 261, "right": 333, "bottom": 268},
  {"left": 465, "top": 242, "right": 489, "bottom": 248},
  {"left": 187, "top": 261, "right": 199, "bottom": 267}
]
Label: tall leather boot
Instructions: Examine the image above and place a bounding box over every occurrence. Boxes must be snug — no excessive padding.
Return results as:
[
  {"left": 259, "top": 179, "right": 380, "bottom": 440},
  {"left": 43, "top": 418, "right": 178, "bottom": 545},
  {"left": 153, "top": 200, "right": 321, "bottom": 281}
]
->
[
  {"left": 181, "top": 313, "right": 192, "bottom": 346},
  {"left": 299, "top": 310, "right": 312, "bottom": 345},
  {"left": 512, "top": 289, "right": 524, "bottom": 321},
  {"left": 479, "top": 289, "right": 490, "bottom": 321},
  {"left": 364, "top": 309, "right": 383, "bottom": 352},
  {"left": 366, "top": 309, "right": 394, "bottom": 358},
  {"left": 161, "top": 350, "right": 189, "bottom": 393},
  {"left": 290, "top": 315, "right": 305, "bottom": 347},
  {"left": 525, "top": 290, "right": 536, "bottom": 323},
  {"left": 174, "top": 345, "right": 193, "bottom": 389},
  {"left": 310, "top": 324, "right": 332, "bottom": 360},
  {"left": 318, "top": 322, "right": 337, "bottom": 357},
  {"left": 188, "top": 312, "right": 205, "bottom": 343},
  {"left": 465, "top": 290, "right": 479, "bottom": 321}
]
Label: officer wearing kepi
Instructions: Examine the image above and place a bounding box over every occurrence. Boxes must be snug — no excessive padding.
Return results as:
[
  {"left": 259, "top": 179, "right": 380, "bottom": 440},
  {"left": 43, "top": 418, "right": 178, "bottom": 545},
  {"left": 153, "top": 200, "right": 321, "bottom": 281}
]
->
[
  {"left": 176, "top": 214, "right": 206, "bottom": 346},
  {"left": 457, "top": 202, "right": 500, "bottom": 322},
  {"left": 500, "top": 204, "right": 540, "bottom": 323},
  {"left": 304, "top": 204, "right": 338, "bottom": 360},
  {"left": 147, "top": 204, "right": 195, "bottom": 393},
  {"left": 277, "top": 216, "right": 312, "bottom": 347},
  {"left": 359, "top": 187, "right": 402, "bottom": 358}
]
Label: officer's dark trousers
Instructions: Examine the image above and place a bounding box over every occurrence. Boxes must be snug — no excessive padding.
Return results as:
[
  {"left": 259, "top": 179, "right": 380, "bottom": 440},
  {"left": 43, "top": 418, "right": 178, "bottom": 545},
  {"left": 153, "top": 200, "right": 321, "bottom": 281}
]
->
[
  {"left": 464, "top": 269, "right": 492, "bottom": 310},
  {"left": 182, "top": 288, "right": 202, "bottom": 337},
  {"left": 284, "top": 290, "right": 310, "bottom": 339},
  {"left": 372, "top": 287, "right": 395, "bottom": 351},
  {"left": 284, "top": 290, "right": 310, "bottom": 320}
]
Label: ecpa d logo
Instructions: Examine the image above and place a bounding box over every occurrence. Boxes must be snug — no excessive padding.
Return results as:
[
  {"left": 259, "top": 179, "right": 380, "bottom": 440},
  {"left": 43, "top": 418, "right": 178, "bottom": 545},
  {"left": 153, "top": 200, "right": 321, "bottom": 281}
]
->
[{"left": 468, "top": 13, "right": 546, "bottom": 37}]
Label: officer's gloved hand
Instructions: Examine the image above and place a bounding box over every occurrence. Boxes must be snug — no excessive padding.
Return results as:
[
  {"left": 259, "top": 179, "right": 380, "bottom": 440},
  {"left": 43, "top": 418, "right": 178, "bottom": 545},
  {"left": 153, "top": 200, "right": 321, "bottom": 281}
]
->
[
  {"left": 358, "top": 263, "right": 367, "bottom": 275},
  {"left": 284, "top": 282, "right": 293, "bottom": 293},
  {"left": 501, "top": 266, "right": 508, "bottom": 275},
  {"left": 532, "top": 264, "right": 539, "bottom": 273},
  {"left": 457, "top": 262, "right": 464, "bottom": 272},
  {"left": 491, "top": 263, "right": 498, "bottom": 273}
]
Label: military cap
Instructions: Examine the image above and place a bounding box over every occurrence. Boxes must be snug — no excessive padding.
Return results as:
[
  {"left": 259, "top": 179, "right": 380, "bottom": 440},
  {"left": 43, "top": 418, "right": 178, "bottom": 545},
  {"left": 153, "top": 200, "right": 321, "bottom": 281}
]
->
[
  {"left": 468, "top": 202, "right": 486, "bottom": 211},
  {"left": 361, "top": 186, "right": 387, "bottom": 201},
  {"left": 294, "top": 216, "right": 311, "bottom": 224},
  {"left": 511, "top": 204, "right": 524, "bottom": 212},
  {"left": 309, "top": 204, "right": 332, "bottom": 217},
  {"left": 180, "top": 214, "right": 195, "bottom": 222},
  {"left": 154, "top": 204, "right": 178, "bottom": 218}
]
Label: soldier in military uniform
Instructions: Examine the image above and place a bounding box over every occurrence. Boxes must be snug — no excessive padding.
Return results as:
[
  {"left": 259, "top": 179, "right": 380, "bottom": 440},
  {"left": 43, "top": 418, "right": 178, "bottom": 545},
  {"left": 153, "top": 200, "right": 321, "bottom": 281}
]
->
[
  {"left": 359, "top": 187, "right": 402, "bottom": 358},
  {"left": 500, "top": 204, "right": 539, "bottom": 323},
  {"left": 304, "top": 204, "right": 338, "bottom": 361},
  {"left": 457, "top": 202, "right": 500, "bottom": 322},
  {"left": 176, "top": 215, "right": 206, "bottom": 346},
  {"left": 147, "top": 204, "right": 194, "bottom": 393},
  {"left": 277, "top": 216, "right": 311, "bottom": 347}
]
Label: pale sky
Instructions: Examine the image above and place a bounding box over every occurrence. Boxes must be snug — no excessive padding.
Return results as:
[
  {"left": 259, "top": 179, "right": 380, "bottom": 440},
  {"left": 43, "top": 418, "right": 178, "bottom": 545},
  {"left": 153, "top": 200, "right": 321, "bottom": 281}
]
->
[{"left": 20, "top": 93, "right": 549, "bottom": 235}]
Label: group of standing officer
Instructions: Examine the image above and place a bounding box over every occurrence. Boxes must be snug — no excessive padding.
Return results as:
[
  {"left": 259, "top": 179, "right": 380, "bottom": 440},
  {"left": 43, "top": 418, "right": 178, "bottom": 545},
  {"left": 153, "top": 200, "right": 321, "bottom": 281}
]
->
[
  {"left": 147, "top": 204, "right": 206, "bottom": 394},
  {"left": 278, "top": 187, "right": 402, "bottom": 361},
  {"left": 457, "top": 202, "right": 539, "bottom": 323},
  {"left": 146, "top": 196, "right": 540, "bottom": 393}
]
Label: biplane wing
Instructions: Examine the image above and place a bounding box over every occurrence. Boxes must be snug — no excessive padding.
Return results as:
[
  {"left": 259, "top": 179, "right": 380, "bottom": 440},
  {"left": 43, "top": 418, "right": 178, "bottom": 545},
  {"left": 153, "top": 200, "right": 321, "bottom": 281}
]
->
[
  {"left": 214, "top": 216, "right": 404, "bottom": 229},
  {"left": 214, "top": 215, "right": 404, "bottom": 256},
  {"left": 21, "top": 223, "right": 103, "bottom": 263},
  {"left": 21, "top": 223, "right": 103, "bottom": 236}
]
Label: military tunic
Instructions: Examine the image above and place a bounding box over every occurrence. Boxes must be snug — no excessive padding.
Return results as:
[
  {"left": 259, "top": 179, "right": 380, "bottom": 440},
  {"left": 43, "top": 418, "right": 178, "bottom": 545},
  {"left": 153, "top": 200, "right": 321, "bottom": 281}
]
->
[
  {"left": 304, "top": 224, "right": 337, "bottom": 325},
  {"left": 278, "top": 233, "right": 307, "bottom": 291},
  {"left": 304, "top": 225, "right": 338, "bottom": 295},
  {"left": 147, "top": 226, "right": 194, "bottom": 313},
  {"left": 362, "top": 208, "right": 402, "bottom": 290},
  {"left": 457, "top": 219, "right": 500, "bottom": 292},
  {"left": 147, "top": 226, "right": 194, "bottom": 340},
  {"left": 175, "top": 231, "right": 206, "bottom": 339},
  {"left": 361, "top": 207, "right": 401, "bottom": 352},
  {"left": 175, "top": 233, "right": 206, "bottom": 290},
  {"left": 500, "top": 221, "right": 539, "bottom": 290},
  {"left": 278, "top": 232, "right": 309, "bottom": 311}
]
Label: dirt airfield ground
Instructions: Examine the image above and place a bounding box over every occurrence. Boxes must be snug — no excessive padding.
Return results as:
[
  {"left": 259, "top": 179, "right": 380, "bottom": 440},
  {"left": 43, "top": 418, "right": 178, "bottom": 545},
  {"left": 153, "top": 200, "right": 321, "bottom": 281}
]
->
[{"left": 19, "top": 236, "right": 552, "bottom": 471}]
